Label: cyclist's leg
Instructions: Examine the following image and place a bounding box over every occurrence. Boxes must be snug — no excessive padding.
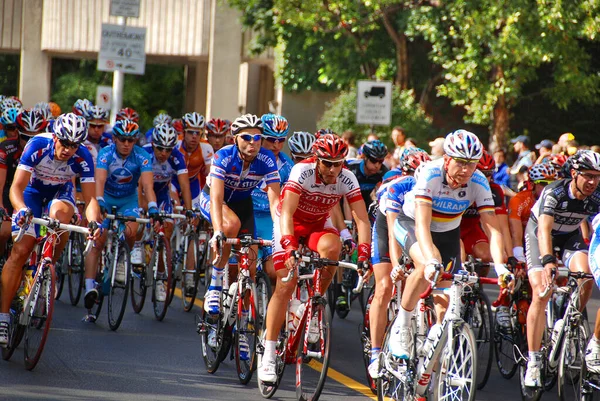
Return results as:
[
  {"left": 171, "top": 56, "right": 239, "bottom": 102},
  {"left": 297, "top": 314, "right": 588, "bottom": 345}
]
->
[{"left": 563, "top": 234, "right": 593, "bottom": 311}]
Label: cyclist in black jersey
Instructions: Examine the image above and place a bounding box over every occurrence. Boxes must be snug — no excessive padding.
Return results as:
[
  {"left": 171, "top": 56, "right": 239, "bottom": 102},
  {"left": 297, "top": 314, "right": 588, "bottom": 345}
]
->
[
  {"left": 346, "top": 140, "right": 389, "bottom": 208},
  {"left": 524, "top": 149, "right": 600, "bottom": 386}
]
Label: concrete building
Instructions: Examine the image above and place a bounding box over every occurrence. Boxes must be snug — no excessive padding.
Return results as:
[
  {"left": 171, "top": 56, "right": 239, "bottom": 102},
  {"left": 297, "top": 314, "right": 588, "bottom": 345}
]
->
[{"left": 0, "top": 0, "right": 332, "bottom": 132}]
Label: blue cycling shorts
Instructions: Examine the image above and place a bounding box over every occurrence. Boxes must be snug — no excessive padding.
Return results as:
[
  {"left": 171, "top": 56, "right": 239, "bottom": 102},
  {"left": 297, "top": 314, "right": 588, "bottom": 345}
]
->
[
  {"left": 254, "top": 211, "right": 273, "bottom": 259},
  {"left": 102, "top": 192, "right": 140, "bottom": 229}
]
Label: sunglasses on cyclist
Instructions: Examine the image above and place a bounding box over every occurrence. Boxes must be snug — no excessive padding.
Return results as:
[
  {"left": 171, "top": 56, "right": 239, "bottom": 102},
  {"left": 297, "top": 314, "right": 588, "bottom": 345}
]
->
[
  {"left": 207, "top": 133, "right": 224, "bottom": 139},
  {"left": 452, "top": 157, "right": 479, "bottom": 166},
  {"left": 185, "top": 130, "right": 202, "bottom": 136},
  {"left": 264, "top": 136, "right": 286, "bottom": 144},
  {"left": 115, "top": 135, "right": 137, "bottom": 143},
  {"left": 238, "top": 134, "right": 262, "bottom": 143},
  {"left": 154, "top": 145, "right": 173, "bottom": 153},
  {"left": 59, "top": 139, "right": 80, "bottom": 149},
  {"left": 319, "top": 159, "right": 344, "bottom": 168},
  {"left": 368, "top": 157, "right": 385, "bottom": 164},
  {"left": 577, "top": 171, "right": 600, "bottom": 182},
  {"left": 3, "top": 125, "right": 17, "bottom": 131},
  {"left": 292, "top": 154, "right": 311, "bottom": 161},
  {"left": 89, "top": 123, "right": 105, "bottom": 129}
]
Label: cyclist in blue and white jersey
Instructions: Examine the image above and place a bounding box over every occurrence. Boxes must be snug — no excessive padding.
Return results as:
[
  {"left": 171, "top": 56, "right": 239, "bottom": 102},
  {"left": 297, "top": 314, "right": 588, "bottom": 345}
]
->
[
  {"left": 367, "top": 148, "right": 430, "bottom": 379},
  {"left": 287, "top": 131, "right": 316, "bottom": 163},
  {"left": 83, "top": 105, "right": 112, "bottom": 162},
  {"left": 142, "top": 124, "right": 194, "bottom": 298},
  {"left": 83, "top": 119, "right": 158, "bottom": 308},
  {"left": 200, "top": 114, "right": 280, "bottom": 317},
  {"left": 0, "top": 113, "right": 102, "bottom": 345},
  {"left": 252, "top": 114, "right": 293, "bottom": 279},
  {"left": 388, "top": 130, "right": 510, "bottom": 359},
  {"left": 143, "top": 112, "right": 172, "bottom": 146}
]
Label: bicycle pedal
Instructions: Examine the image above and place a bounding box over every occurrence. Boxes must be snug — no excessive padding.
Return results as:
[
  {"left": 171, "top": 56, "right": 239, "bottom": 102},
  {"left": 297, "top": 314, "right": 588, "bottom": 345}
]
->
[{"left": 82, "top": 314, "right": 97, "bottom": 323}]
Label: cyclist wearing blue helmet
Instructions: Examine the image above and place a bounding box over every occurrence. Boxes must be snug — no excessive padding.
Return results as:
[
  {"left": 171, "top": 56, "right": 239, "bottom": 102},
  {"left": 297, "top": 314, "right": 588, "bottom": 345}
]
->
[
  {"left": 0, "top": 107, "right": 22, "bottom": 143},
  {"left": 83, "top": 119, "right": 158, "bottom": 309},
  {"left": 347, "top": 139, "right": 389, "bottom": 208}
]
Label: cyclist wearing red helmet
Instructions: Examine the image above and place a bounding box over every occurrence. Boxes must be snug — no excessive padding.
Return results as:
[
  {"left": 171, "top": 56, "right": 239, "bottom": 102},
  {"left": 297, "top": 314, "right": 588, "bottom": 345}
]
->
[
  {"left": 205, "top": 118, "right": 230, "bottom": 152},
  {"left": 258, "top": 132, "right": 372, "bottom": 383}
]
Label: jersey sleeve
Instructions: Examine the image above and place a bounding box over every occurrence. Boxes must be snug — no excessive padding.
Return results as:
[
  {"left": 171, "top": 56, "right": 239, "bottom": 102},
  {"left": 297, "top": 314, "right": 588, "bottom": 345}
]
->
[
  {"left": 283, "top": 163, "right": 304, "bottom": 195},
  {"left": 201, "top": 143, "right": 214, "bottom": 167},
  {"left": 209, "top": 148, "right": 227, "bottom": 182},
  {"left": 340, "top": 170, "right": 362, "bottom": 203},
  {"left": 171, "top": 149, "right": 188, "bottom": 175},
  {"left": 136, "top": 147, "right": 153, "bottom": 173},
  {"left": 261, "top": 150, "right": 281, "bottom": 186},
  {"left": 412, "top": 164, "right": 440, "bottom": 204},
  {"left": 386, "top": 177, "right": 415, "bottom": 213},
  {"left": 96, "top": 147, "right": 111, "bottom": 171},
  {"left": 491, "top": 183, "right": 507, "bottom": 215},
  {"left": 471, "top": 172, "right": 495, "bottom": 213},
  {"left": 0, "top": 148, "right": 8, "bottom": 169},
  {"left": 17, "top": 137, "right": 45, "bottom": 173},
  {"left": 75, "top": 147, "right": 95, "bottom": 183},
  {"left": 508, "top": 193, "right": 523, "bottom": 221},
  {"left": 537, "top": 186, "right": 559, "bottom": 218}
]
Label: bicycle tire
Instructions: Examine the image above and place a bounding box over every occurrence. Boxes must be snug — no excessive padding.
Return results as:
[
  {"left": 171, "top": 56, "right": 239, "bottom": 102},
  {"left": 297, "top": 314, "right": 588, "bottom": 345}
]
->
[
  {"left": 167, "top": 234, "right": 181, "bottom": 307},
  {"left": 130, "top": 262, "right": 147, "bottom": 313},
  {"left": 361, "top": 285, "right": 377, "bottom": 395},
  {"left": 2, "top": 306, "right": 25, "bottom": 361},
  {"left": 558, "top": 320, "right": 589, "bottom": 401},
  {"left": 183, "top": 231, "right": 200, "bottom": 312},
  {"left": 199, "top": 308, "right": 225, "bottom": 374},
  {"left": 257, "top": 326, "right": 288, "bottom": 399},
  {"left": 295, "top": 301, "right": 332, "bottom": 401},
  {"left": 67, "top": 232, "right": 85, "bottom": 306},
  {"left": 494, "top": 303, "right": 519, "bottom": 379},
  {"left": 255, "top": 270, "right": 272, "bottom": 337},
  {"left": 580, "top": 346, "right": 598, "bottom": 401},
  {"left": 107, "top": 241, "right": 131, "bottom": 331},
  {"left": 433, "top": 321, "right": 477, "bottom": 401},
  {"left": 235, "top": 280, "right": 258, "bottom": 384},
  {"left": 376, "top": 318, "right": 414, "bottom": 401},
  {"left": 518, "top": 327, "right": 544, "bottom": 401},
  {"left": 24, "top": 263, "right": 55, "bottom": 370},
  {"left": 88, "top": 268, "right": 105, "bottom": 322},
  {"left": 54, "top": 251, "right": 66, "bottom": 300},
  {"left": 152, "top": 237, "right": 172, "bottom": 321},
  {"left": 467, "top": 290, "right": 493, "bottom": 389}
]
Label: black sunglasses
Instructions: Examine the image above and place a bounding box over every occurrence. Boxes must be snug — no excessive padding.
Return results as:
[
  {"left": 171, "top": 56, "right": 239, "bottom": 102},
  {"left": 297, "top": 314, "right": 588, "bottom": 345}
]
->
[
  {"left": 238, "top": 134, "right": 262, "bottom": 142},
  {"left": 368, "top": 157, "right": 385, "bottom": 164},
  {"left": 3, "top": 125, "right": 17, "bottom": 131},
  {"left": 115, "top": 135, "right": 137, "bottom": 143},
  {"left": 89, "top": 123, "right": 105, "bottom": 129},
  {"left": 59, "top": 139, "right": 80, "bottom": 149},
  {"left": 264, "top": 136, "right": 286, "bottom": 144},
  {"left": 154, "top": 145, "right": 173, "bottom": 152},
  {"left": 319, "top": 159, "right": 344, "bottom": 168}
]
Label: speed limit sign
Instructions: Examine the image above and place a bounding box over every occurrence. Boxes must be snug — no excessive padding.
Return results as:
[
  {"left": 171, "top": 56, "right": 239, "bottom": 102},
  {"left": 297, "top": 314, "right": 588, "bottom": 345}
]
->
[{"left": 97, "top": 23, "right": 146, "bottom": 75}]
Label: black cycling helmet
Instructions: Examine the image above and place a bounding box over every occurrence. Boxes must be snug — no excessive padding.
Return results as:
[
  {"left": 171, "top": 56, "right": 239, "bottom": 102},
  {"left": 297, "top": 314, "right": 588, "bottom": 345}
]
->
[{"left": 362, "top": 140, "right": 388, "bottom": 160}]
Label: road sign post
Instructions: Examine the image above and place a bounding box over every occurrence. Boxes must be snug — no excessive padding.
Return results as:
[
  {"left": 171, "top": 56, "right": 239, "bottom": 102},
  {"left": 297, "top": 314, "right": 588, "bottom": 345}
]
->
[{"left": 356, "top": 80, "right": 393, "bottom": 128}]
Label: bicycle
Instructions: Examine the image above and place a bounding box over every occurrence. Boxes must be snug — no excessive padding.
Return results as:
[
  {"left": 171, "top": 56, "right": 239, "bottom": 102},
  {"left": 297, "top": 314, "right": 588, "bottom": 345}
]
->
[
  {"left": 130, "top": 212, "right": 175, "bottom": 321},
  {"left": 197, "top": 234, "right": 269, "bottom": 384},
  {"left": 2, "top": 214, "right": 91, "bottom": 370},
  {"left": 84, "top": 209, "right": 148, "bottom": 331},
  {"left": 256, "top": 250, "right": 365, "bottom": 400},
  {"left": 376, "top": 267, "right": 497, "bottom": 401}
]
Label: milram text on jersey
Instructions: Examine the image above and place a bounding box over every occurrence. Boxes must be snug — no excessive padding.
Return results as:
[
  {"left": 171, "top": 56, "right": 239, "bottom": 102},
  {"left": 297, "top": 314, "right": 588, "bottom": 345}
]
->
[
  {"left": 208, "top": 145, "right": 280, "bottom": 203},
  {"left": 18, "top": 133, "right": 95, "bottom": 194},
  {"left": 402, "top": 158, "right": 494, "bottom": 232}
]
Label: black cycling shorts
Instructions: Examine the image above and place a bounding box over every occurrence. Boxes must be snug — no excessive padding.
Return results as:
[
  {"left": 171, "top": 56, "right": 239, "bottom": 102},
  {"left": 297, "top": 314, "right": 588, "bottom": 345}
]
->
[
  {"left": 524, "top": 220, "right": 587, "bottom": 272},
  {"left": 372, "top": 209, "right": 391, "bottom": 265}
]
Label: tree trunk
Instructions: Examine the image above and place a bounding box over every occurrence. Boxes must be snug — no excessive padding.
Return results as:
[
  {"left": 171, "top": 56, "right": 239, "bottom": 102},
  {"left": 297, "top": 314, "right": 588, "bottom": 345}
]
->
[
  {"left": 489, "top": 66, "right": 509, "bottom": 152},
  {"left": 381, "top": 9, "right": 409, "bottom": 89}
]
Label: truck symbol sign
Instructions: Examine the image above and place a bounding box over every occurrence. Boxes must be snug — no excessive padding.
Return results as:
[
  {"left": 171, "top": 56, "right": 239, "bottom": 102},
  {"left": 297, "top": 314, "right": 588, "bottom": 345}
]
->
[{"left": 365, "top": 86, "right": 386, "bottom": 99}]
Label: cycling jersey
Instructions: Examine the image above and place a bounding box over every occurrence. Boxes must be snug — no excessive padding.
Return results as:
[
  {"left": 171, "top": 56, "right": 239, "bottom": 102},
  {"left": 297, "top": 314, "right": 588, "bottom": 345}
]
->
[
  {"left": 206, "top": 145, "right": 279, "bottom": 203},
  {"left": 460, "top": 181, "right": 506, "bottom": 234},
  {"left": 97, "top": 144, "right": 152, "bottom": 198},
  {"left": 252, "top": 152, "right": 293, "bottom": 214},
  {"left": 278, "top": 160, "right": 362, "bottom": 224},
  {"left": 142, "top": 144, "right": 187, "bottom": 195},
  {"left": 377, "top": 175, "right": 416, "bottom": 214},
  {"left": 176, "top": 140, "right": 213, "bottom": 188},
  {"left": 508, "top": 189, "right": 535, "bottom": 229},
  {"left": 347, "top": 159, "right": 389, "bottom": 206},
  {"left": 382, "top": 167, "right": 403, "bottom": 184},
  {"left": 402, "top": 158, "right": 494, "bottom": 232},
  {"left": 530, "top": 178, "right": 600, "bottom": 234},
  {"left": 18, "top": 133, "right": 94, "bottom": 197},
  {"left": 0, "top": 138, "right": 21, "bottom": 208}
]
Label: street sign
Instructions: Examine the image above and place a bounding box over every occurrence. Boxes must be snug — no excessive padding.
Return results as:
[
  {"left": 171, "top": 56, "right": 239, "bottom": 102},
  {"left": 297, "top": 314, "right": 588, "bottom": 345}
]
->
[
  {"left": 356, "top": 80, "right": 393, "bottom": 126},
  {"left": 110, "top": 0, "right": 141, "bottom": 18},
  {"left": 96, "top": 85, "right": 113, "bottom": 109},
  {"left": 98, "top": 24, "right": 146, "bottom": 75}
]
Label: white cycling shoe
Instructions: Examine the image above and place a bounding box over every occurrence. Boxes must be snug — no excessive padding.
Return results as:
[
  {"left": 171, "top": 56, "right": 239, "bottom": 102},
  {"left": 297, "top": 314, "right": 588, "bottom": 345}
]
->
[
  {"left": 524, "top": 363, "right": 542, "bottom": 387},
  {"left": 204, "top": 289, "right": 221, "bottom": 315},
  {"left": 155, "top": 281, "right": 167, "bottom": 302},
  {"left": 389, "top": 326, "right": 413, "bottom": 359},
  {"left": 585, "top": 338, "right": 600, "bottom": 374},
  {"left": 258, "top": 358, "right": 277, "bottom": 383}
]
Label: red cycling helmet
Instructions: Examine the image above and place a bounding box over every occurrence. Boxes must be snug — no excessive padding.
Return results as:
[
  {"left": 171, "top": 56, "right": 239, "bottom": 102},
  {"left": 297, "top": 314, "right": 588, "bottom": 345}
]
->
[
  {"left": 401, "top": 149, "right": 431, "bottom": 173},
  {"left": 313, "top": 133, "right": 348, "bottom": 161},
  {"left": 172, "top": 119, "right": 184, "bottom": 134},
  {"left": 116, "top": 107, "right": 139, "bottom": 123},
  {"left": 548, "top": 153, "right": 567, "bottom": 169},
  {"left": 477, "top": 150, "right": 496, "bottom": 173},
  {"left": 206, "top": 118, "right": 231, "bottom": 135}
]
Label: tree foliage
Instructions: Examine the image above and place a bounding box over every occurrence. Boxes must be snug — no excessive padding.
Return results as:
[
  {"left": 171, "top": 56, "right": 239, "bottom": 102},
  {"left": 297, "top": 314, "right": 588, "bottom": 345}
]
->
[
  {"left": 0, "top": 54, "right": 20, "bottom": 97},
  {"left": 318, "top": 87, "right": 437, "bottom": 148}
]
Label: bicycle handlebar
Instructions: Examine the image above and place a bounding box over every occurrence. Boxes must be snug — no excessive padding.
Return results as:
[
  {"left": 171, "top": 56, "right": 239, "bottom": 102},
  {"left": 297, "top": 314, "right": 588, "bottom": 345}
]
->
[
  {"left": 15, "top": 216, "right": 94, "bottom": 255},
  {"left": 106, "top": 214, "right": 150, "bottom": 224},
  {"left": 419, "top": 271, "right": 500, "bottom": 299},
  {"left": 539, "top": 267, "right": 594, "bottom": 298},
  {"left": 211, "top": 235, "right": 269, "bottom": 265}
]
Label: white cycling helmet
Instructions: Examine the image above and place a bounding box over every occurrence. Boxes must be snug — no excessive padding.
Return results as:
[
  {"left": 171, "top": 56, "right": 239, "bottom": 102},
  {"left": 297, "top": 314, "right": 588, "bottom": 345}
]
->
[
  {"left": 153, "top": 113, "right": 172, "bottom": 127},
  {"left": 288, "top": 131, "right": 316, "bottom": 155},
  {"left": 53, "top": 113, "right": 88, "bottom": 144},
  {"left": 152, "top": 123, "right": 178, "bottom": 148},
  {"left": 570, "top": 150, "right": 600, "bottom": 172},
  {"left": 231, "top": 114, "right": 263, "bottom": 135},
  {"left": 443, "top": 129, "right": 483, "bottom": 160},
  {"left": 529, "top": 163, "right": 557, "bottom": 182},
  {"left": 182, "top": 112, "right": 205, "bottom": 130}
]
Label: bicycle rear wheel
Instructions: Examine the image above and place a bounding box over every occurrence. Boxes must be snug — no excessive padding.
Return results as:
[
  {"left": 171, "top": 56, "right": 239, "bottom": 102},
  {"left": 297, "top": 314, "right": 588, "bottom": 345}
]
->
[
  {"left": 54, "top": 251, "right": 66, "bottom": 300},
  {"left": 182, "top": 232, "right": 200, "bottom": 312},
  {"left": 361, "top": 286, "right": 377, "bottom": 394},
  {"left": 235, "top": 280, "right": 258, "bottom": 384},
  {"left": 87, "top": 269, "right": 105, "bottom": 322},
  {"left": 24, "top": 263, "right": 55, "bottom": 370},
  {"left": 468, "top": 290, "right": 493, "bottom": 389},
  {"left": 130, "top": 263, "right": 147, "bottom": 313},
  {"left": 558, "top": 321, "right": 589, "bottom": 401},
  {"left": 518, "top": 327, "right": 544, "bottom": 401},
  {"left": 255, "top": 270, "right": 272, "bottom": 337},
  {"left": 107, "top": 242, "right": 131, "bottom": 331},
  {"left": 198, "top": 308, "right": 229, "bottom": 374},
  {"left": 434, "top": 321, "right": 477, "bottom": 401},
  {"left": 494, "top": 304, "right": 519, "bottom": 379},
  {"left": 67, "top": 232, "right": 85, "bottom": 306},
  {"left": 296, "top": 301, "right": 332, "bottom": 401},
  {"left": 376, "top": 319, "right": 414, "bottom": 401},
  {"left": 2, "top": 306, "right": 25, "bottom": 361},
  {"left": 257, "top": 329, "right": 288, "bottom": 399},
  {"left": 152, "top": 237, "right": 172, "bottom": 321}
]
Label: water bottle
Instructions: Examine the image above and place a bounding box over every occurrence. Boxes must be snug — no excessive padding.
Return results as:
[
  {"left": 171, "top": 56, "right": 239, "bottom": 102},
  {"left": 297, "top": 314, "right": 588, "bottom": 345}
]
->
[
  {"left": 288, "top": 299, "right": 306, "bottom": 332},
  {"left": 419, "top": 323, "right": 442, "bottom": 358}
]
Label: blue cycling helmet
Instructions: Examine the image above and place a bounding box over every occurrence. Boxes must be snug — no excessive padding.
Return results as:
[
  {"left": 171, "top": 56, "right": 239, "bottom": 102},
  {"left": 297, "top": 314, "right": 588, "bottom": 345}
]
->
[
  {"left": 1, "top": 107, "right": 21, "bottom": 126},
  {"left": 362, "top": 140, "right": 388, "bottom": 160},
  {"left": 112, "top": 119, "right": 140, "bottom": 138},
  {"left": 261, "top": 114, "right": 289, "bottom": 138}
]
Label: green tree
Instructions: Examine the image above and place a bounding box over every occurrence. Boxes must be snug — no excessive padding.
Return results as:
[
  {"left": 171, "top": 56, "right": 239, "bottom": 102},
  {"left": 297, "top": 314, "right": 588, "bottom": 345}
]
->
[
  {"left": 318, "top": 87, "right": 437, "bottom": 148},
  {"left": 0, "top": 54, "right": 20, "bottom": 97},
  {"left": 407, "top": 0, "right": 600, "bottom": 149}
]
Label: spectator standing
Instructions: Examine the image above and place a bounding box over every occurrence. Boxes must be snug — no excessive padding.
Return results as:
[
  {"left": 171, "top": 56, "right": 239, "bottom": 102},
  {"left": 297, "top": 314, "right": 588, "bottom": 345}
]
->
[
  {"left": 341, "top": 130, "right": 359, "bottom": 159},
  {"left": 428, "top": 137, "right": 445, "bottom": 160},
  {"left": 534, "top": 139, "right": 554, "bottom": 164},
  {"left": 391, "top": 126, "right": 407, "bottom": 167},
  {"left": 510, "top": 135, "right": 534, "bottom": 190},
  {"left": 493, "top": 148, "right": 511, "bottom": 188}
]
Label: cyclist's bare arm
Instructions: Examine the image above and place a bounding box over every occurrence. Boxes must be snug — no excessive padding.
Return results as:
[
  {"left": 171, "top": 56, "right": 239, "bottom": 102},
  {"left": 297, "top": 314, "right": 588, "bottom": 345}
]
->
[
  {"left": 581, "top": 219, "right": 591, "bottom": 242},
  {"left": 348, "top": 198, "right": 370, "bottom": 246},
  {"left": 497, "top": 213, "right": 513, "bottom": 258},
  {"left": 479, "top": 210, "right": 506, "bottom": 264},
  {"left": 329, "top": 202, "right": 346, "bottom": 232},
  {"left": 0, "top": 168, "right": 7, "bottom": 209},
  {"left": 80, "top": 182, "right": 102, "bottom": 223},
  {"left": 509, "top": 217, "right": 524, "bottom": 248},
  {"left": 537, "top": 214, "right": 556, "bottom": 260},
  {"left": 209, "top": 177, "right": 225, "bottom": 233},
  {"left": 265, "top": 181, "right": 281, "bottom": 219},
  {"left": 95, "top": 167, "right": 107, "bottom": 201},
  {"left": 176, "top": 172, "right": 193, "bottom": 210},
  {"left": 414, "top": 201, "right": 440, "bottom": 263},
  {"left": 9, "top": 169, "right": 31, "bottom": 211},
  {"left": 140, "top": 171, "right": 157, "bottom": 204},
  {"left": 280, "top": 190, "right": 300, "bottom": 238}
]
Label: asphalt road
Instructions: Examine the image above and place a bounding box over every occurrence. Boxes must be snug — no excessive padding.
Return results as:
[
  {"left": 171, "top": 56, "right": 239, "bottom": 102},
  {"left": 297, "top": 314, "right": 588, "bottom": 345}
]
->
[{"left": 1, "top": 283, "right": 598, "bottom": 401}]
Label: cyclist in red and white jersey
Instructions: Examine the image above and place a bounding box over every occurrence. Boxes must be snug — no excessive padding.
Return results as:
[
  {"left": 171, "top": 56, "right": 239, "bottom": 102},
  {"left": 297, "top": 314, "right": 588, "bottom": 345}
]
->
[{"left": 258, "top": 133, "right": 372, "bottom": 383}]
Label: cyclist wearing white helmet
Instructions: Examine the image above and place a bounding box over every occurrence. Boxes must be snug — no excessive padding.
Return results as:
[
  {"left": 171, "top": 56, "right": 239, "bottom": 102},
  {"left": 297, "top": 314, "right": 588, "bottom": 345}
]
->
[
  {"left": 385, "top": 129, "right": 508, "bottom": 361},
  {"left": 140, "top": 124, "right": 194, "bottom": 301},
  {"left": 288, "top": 131, "right": 316, "bottom": 162},
  {"left": 524, "top": 150, "right": 600, "bottom": 385},
  {"left": 0, "top": 113, "right": 103, "bottom": 346},
  {"left": 83, "top": 105, "right": 112, "bottom": 158},
  {"left": 173, "top": 111, "right": 214, "bottom": 210}
]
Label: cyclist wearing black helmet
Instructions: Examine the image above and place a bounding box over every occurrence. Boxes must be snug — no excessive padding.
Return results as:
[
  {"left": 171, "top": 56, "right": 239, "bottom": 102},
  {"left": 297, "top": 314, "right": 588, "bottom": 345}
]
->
[{"left": 347, "top": 140, "right": 389, "bottom": 207}]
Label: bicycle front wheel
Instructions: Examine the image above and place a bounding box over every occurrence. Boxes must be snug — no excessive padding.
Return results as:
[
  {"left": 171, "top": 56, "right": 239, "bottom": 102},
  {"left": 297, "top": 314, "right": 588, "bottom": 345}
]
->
[
  {"left": 67, "top": 232, "right": 85, "bottom": 306},
  {"left": 130, "top": 262, "right": 147, "bottom": 313},
  {"left": 558, "top": 321, "right": 589, "bottom": 401},
  {"left": 434, "top": 321, "right": 477, "bottom": 401},
  {"left": 255, "top": 270, "right": 272, "bottom": 337},
  {"left": 54, "top": 251, "right": 66, "bottom": 300},
  {"left": 24, "top": 263, "right": 55, "bottom": 370},
  {"left": 107, "top": 242, "right": 131, "bottom": 331},
  {"left": 235, "top": 280, "right": 258, "bottom": 384},
  {"left": 152, "top": 237, "right": 172, "bottom": 321},
  {"left": 182, "top": 232, "right": 199, "bottom": 312},
  {"left": 468, "top": 291, "right": 493, "bottom": 389},
  {"left": 494, "top": 305, "right": 519, "bottom": 379},
  {"left": 2, "top": 307, "right": 25, "bottom": 361},
  {"left": 296, "top": 300, "right": 332, "bottom": 401}
]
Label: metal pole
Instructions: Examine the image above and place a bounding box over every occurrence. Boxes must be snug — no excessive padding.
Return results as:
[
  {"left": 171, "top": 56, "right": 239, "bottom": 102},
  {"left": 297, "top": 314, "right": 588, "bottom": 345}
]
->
[{"left": 110, "top": 16, "right": 126, "bottom": 124}]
